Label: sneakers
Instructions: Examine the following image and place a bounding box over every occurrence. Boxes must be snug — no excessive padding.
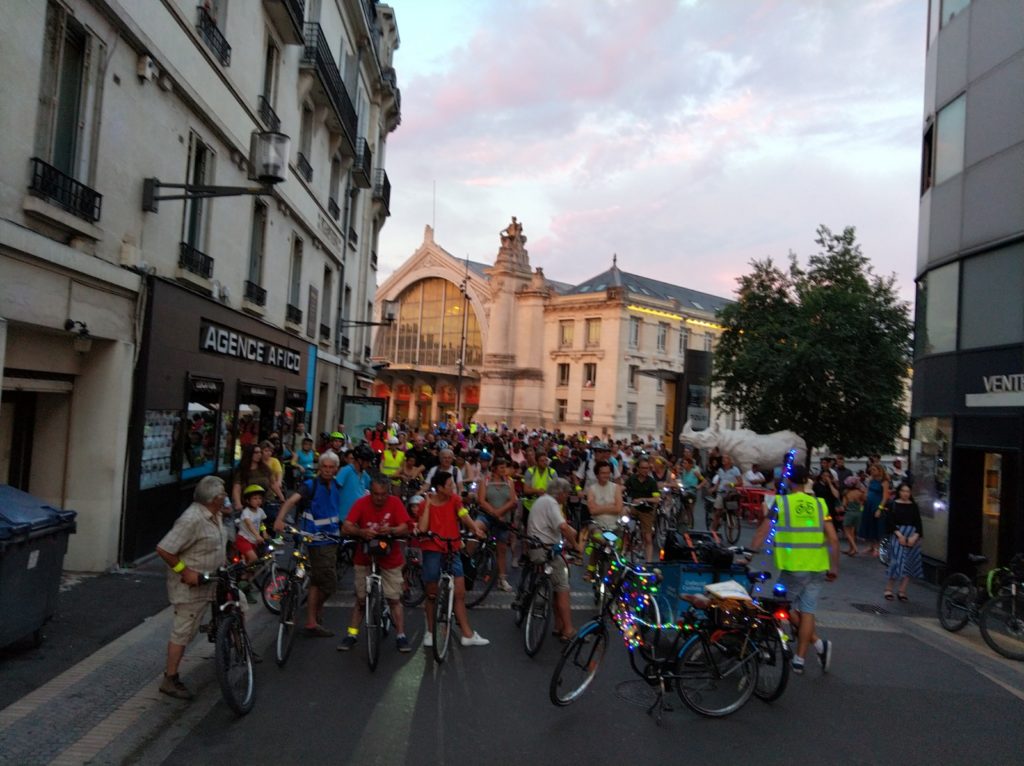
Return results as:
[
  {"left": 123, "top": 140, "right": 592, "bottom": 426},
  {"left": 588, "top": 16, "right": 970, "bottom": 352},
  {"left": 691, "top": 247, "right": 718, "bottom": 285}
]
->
[
  {"left": 498, "top": 577, "right": 513, "bottom": 592},
  {"left": 304, "top": 624, "right": 334, "bottom": 638},
  {"left": 159, "top": 674, "right": 195, "bottom": 701},
  {"left": 336, "top": 634, "right": 358, "bottom": 651},
  {"left": 460, "top": 631, "right": 490, "bottom": 647},
  {"left": 396, "top": 635, "right": 412, "bottom": 653},
  {"left": 423, "top": 632, "right": 433, "bottom": 648},
  {"left": 791, "top": 658, "right": 805, "bottom": 675},
  {"left": 817, "top": 639, "right": 832, "bottom": 673}
]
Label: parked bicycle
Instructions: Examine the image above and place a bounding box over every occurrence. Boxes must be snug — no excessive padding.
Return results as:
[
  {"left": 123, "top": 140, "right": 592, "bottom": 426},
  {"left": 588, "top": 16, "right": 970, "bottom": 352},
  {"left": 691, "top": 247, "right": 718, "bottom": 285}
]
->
[
  {"left": 274, "top": 527, "right": 339, "bottom": 667},
  {"left": 199, "top": 554, "right": 270, "bottom": 716},
  {"left": 938, "top": 553, "right": 1024, "bottom": 660},
  {"left": 512, "top": 535, "right": 574, "bottom": 657}
]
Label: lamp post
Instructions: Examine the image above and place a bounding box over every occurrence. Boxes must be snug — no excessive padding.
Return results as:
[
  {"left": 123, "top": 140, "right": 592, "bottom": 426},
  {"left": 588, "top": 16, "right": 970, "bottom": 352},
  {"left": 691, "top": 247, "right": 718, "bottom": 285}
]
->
[{"left": 455, "top": 258, "right": 470, "bottom": 425}]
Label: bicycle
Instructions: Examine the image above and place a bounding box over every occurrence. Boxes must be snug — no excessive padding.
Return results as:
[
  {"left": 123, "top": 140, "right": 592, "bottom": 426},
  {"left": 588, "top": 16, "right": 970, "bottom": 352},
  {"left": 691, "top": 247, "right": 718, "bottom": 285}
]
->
[
  {"left": 400, "top": 542, "right": 426, "bottom": 607},
  {"left": 463, "top": 523, "right": 503, "bottom": 608},
  {"left": 550, "top": 533, "right": 760, "bottom": 722},
  {"left": 939, "top": 553, "right": 1024, "bottom": 660},
  {"left": 198, "top": 555, "right": 269, "bottom": 716},
  {"left": 362, "top": 536, "right": 398, "bottom": 671},
  {"left": 421, "top": 532, "right": 464, "bottom": 663},
  {"left": 274, "top": 527, "right": 338, "bottom": 667},
  {"left": 622, "top": 501, "right": 655, "bottom": 563},
  {"left": 513, "top": 536, "right": 573, "bottom": 657}
]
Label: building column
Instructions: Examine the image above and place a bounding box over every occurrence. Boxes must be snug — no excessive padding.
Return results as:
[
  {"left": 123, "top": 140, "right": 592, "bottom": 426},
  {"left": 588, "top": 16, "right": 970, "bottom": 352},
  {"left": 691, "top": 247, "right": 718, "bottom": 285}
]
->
[{"left": 0, "top": 317, "right": 7, "bottom": 392}]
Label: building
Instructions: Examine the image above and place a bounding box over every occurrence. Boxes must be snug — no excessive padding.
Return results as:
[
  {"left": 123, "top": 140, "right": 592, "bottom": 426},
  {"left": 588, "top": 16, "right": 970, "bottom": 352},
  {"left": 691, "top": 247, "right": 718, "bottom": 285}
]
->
[
  {"left": 910, "top": 0, "right": 1023, "bottom": 573},
  {"left": 0, "top": 0, "right": 401, "bottom": 569},
  {"left": 372, "top": 221, "right": 731, "bottom": 443}
]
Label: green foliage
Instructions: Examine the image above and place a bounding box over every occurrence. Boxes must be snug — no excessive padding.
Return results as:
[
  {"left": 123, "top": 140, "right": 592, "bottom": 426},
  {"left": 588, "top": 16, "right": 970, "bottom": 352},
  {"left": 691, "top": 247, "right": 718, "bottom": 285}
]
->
[{"left": 712, "top": 225, "right": 912, "bottom": 456}]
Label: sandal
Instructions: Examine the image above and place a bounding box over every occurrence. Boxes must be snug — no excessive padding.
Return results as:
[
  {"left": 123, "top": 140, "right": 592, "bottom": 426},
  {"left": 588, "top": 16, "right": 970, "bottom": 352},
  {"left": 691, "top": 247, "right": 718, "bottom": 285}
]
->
[
  {"left": 884, "top": 591, "right": 895, "bottom": 601},
  {"left": 897, "top": 593, "right": 909, "bottom": 602}
]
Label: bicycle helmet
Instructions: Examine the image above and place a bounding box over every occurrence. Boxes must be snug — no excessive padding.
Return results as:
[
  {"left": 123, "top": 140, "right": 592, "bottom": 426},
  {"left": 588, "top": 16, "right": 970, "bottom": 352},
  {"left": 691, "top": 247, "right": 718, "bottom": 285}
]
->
[
  {"left": 242, "top": 484, "right": 266, "bottom": 498},
  {"left": 479, "top": 450, "right": 492, "bottom": 461},
  {"left": 352, "top": 444, "right": 375, "bottom": 461},
  {"left": 330, "top": 431, "right": 345, "bottom": 440}
]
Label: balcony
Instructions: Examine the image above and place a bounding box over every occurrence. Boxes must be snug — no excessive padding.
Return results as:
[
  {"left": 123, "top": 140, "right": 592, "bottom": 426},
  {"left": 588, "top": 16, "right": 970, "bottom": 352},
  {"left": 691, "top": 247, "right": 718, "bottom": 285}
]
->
[
  {"left": 178, "top": 242, "right": 214, "bottom": 279},
  {"left": 340, "top": 335, "right": 350, "bottom": 354},
  {"left": 196, "top": 5, "right": 231, "bottom": 66},
  {"left": 296, "top": 152, "right": 313, "bottom": 182},
  {"left": 353, "top": 138, "right": 372, "bottom": 188},
  {"left": 300, "top": 23, "right": 357, "bottom": 156},
  {"left": 347, "top": 226, "right": 358, "bottom": 246},
  {"left": 286, "top": 303, "right": 303, "bottom": 327},
  {"left": 372, "top": 168, "right": 390, "bottom": 216},
  {"left": 319, "top": 323, "right": 331, "bottom": 342},
  {"left": 262, "top": 0, "right": 304, "bottom": 45},
  {"left": 28, "top": 157, "right": 102, "bottom": 223},
  {"left": 381, "top": 67, "right": 402, "bottom": 133},
  {"left": 257, "top": 95, "right": 280, "bottom": 131},
  {"left": 328, "top": 196, "right": 340, "bottom": 221},
  {"left": 243, "top": 280, "right": 267, "bottom": 307}
]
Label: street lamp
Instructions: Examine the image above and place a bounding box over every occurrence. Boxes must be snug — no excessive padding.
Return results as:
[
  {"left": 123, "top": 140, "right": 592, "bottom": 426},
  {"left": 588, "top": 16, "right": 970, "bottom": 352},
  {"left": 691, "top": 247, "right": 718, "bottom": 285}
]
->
[
  {"left": 455, "top": 259, "right": 470, "bottom": 424},
  {"left": 142, "top": 130, "right": 291, "bottom": 212}
]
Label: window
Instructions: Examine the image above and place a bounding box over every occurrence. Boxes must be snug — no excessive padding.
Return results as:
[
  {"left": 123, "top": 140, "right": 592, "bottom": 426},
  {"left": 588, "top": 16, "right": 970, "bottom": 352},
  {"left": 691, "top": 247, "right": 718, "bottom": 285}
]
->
[
  {"left": 629, "top": 317, "right": 641, "bottom": 348},
  {"left": 910, "top": 417, "right": 951, "bottom": 562},
  {"left": 183, "top": 134, "right": 211, "bottom": 250},
  {"left": 375, "top": 278, "right": 483, "bottom": 367},
  {"left": 656, "top": 378, "right": 663, "bottom": 393},
  {"left": 941, "top": 0, "right": 969, "bottom": 27},
  {"left": 657, "top": 322, "right": 668, "bottom": 352},
  {"left": 626, "top": 402, "right": 637, "bottom": 430},
  {"left": 679, "top": 326, "right": 689, "bottom": 355},
  {"left": 628, "top": 365, "right": 639, "bottom": 390},
  {"left": 581, "top": 399, "right": 594, "bottom": 422},
  {"left": 915, "top": 262, "right": 958, "bottom": 356},
  {"left": 934, "top": 95, "right": 966, "bottom": 186},
  {"left": 585, "top": 318, "right": 601, "bottom": 347},
  {"left": 556, "top": 399, "right": 568, "bottom": 423},
  {"left": 655, "top": 404, "right": 665, "bottom": 432},
  {"left": 703, "top": 333, "right": 713, "bottom": 352},
  {"left": 322, "top": 268, "right": 333, "bottom": 326},
  {"left": 557, "top": 363, "right": 570, "bottom": 387},
  {"left": 329, "top": 156, "right": 342, "bottom": 218},
  {"left": 559, "top": 320, "right": 574, "bottom": 348},
  {"left": 921, "top": 122, "right": 934, "bottom": 194},
  {"left": 298, "top": 104, "right": 314, "bottom": 181},
  {"left": 196, "top": 0, "right": 231, "bottom": 66},
  {"left": 288, "top": 237, "right": 303, "bottom": 308},
  {"left": 928, "top": 0, "right": 941, "bottom": 47},
  {"left": 247, "top": 201, "right": 267, "bottom": 286},
  {"left": 262, "top": 43, "right": 278, "bottom": 105},
  {"left": 583, "top": 363, "right": 597, "bottom": 388},
  {"left": 959, "top": 244, "right": 1024, "bottom": 350}
]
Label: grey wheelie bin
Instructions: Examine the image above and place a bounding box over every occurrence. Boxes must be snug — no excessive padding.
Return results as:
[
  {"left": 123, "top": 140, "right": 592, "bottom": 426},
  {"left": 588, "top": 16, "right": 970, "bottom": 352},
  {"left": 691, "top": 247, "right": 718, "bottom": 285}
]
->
[{"left": 0, "top": 485, "right": 77, "bottom": 648}]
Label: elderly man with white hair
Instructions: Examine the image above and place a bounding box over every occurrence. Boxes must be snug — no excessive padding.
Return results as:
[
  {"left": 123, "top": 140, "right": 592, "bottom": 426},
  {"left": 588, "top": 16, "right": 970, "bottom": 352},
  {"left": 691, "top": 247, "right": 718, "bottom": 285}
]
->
[
  {"left": 526, "top": 478, "right": 580, "bottom": 642},
  {"left": 155, "top": 475, "right": 232, "bottom": 700}
]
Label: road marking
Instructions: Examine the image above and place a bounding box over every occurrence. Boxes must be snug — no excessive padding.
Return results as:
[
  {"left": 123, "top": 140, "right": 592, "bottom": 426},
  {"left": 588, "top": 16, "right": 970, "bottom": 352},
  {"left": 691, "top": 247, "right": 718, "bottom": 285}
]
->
[{"left": 975, "top": 667, "right": 1024, "bottom": 704}]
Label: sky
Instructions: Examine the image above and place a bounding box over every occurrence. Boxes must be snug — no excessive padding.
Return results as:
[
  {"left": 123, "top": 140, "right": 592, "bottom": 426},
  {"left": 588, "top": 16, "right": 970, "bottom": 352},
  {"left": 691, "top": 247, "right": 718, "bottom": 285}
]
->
[{"left": 379, "top": 0, "right": 927, "bottom": 302}]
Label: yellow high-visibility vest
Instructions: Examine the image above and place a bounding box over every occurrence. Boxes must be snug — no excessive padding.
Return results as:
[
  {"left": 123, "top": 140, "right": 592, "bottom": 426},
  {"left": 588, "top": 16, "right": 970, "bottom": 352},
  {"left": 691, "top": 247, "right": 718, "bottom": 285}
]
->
[{"left": 773, "top": 492, "right": 830, "bottom": 572}]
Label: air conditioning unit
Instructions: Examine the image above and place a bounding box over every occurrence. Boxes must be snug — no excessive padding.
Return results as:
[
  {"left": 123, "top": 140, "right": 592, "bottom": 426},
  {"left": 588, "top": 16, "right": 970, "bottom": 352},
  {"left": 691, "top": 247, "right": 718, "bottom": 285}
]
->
[{"left": 137, "top": 54, "right": 158, "bottom": 81}]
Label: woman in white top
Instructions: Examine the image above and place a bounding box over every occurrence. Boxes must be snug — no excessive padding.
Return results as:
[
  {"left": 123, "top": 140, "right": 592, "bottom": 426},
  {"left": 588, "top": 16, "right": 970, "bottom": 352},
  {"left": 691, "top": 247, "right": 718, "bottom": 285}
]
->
[{"left": 584, "top": 461, "right": 622, "bottom": 581}]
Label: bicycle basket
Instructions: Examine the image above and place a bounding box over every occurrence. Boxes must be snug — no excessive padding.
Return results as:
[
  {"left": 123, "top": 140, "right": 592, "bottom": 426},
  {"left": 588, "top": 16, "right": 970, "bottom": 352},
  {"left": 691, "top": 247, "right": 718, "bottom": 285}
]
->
[{"left": 709, "top": 598, "right": 758, "bottom": 629}]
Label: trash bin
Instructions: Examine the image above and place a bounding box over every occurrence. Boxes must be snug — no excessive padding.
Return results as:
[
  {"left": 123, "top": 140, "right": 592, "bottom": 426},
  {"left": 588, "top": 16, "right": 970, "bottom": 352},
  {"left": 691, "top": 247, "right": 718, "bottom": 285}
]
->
[{"left": 0, "top": 485, "right": 77, "bottom": 648}]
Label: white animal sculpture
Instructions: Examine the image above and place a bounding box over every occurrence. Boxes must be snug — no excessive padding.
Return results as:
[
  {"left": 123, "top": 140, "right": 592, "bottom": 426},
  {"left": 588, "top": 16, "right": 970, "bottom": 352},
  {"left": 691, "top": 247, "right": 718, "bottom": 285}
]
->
[{"left": 679, "top": 420, "right": 806, "bottom": 472}]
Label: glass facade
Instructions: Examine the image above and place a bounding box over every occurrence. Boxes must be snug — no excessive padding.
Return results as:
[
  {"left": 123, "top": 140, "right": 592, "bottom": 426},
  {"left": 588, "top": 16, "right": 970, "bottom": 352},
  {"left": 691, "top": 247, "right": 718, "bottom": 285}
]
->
[
  {"left": 915, "top": 262, "right": 959, "bottom": 356},
  {"left": 960, "top": 243, "right": 1024, "bottom": 349},
  {"left": 374, "top": 278, "right": 482, "bottom": 368},
  {"left": 910, "top": 417, "right": 952, "bottom": 562}
]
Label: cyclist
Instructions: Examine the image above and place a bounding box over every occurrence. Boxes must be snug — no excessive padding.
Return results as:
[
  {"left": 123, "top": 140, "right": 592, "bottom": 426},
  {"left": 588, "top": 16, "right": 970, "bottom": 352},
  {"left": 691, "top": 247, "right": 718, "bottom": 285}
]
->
[
  {"left": 337, "top": 444, "right": 375, "bottom": 524},
  {"left": 584, "top": 460, "right": 622, "bottom": 580},
  {"left": 380, "top": 437, "right": 405, "bottom": 479},
  {"left": 751, "top": 464, "right": 839, "bottom": 675},
  {"left": 424, "top": 448, "right": 464, "bottom": 494},
  {"left": 624, "top": 457, "right": 660, "bottom": 561},
  {"left": 526, "top": 478, "right": 580, "bottom": 641},
  {"left": 338, "top": 474, "right": 413, "bottom": 653},
  {"left": 417, "top": 471, "right": 489, "bottom": 647},
  {"left": 291, "top": 436, "right": 319, "bottom": 480},
  {"left": 475, "top": 456, "right": 518, "bottom": 591},
  {"left": 708, "top": 453, "right": 743, "bottom": 536}
]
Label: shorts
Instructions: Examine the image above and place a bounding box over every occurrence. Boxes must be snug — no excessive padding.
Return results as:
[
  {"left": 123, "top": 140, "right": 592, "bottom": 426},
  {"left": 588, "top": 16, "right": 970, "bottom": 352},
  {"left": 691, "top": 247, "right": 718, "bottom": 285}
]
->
[
  {"left": 234, "top": 535, "right": 258, "bottom": 556},
  {"left": 590, "top": 514, "right": 617, "bottom": 533},
  {"left": 475, "top": 512, "right": 511, "bottom": 543},
  {"left": 170, "top": 600, "right": 210, "bottom": 646},
  {"left": 528, "top": 548, "right": 570, "bottom": 592},
  {"left": 843, "top": 509, "right": 862, "bottom": 529},
  {"left": 354, "top": 564, "right": 403, "bottom": 601},
  {"left": 634, "top": 509, "right": 655, "bottom": 536},
  {"left": 307, "top": 544, "right": 338, "bottom": 597},
  {"left": 778, "top": 570, "right": 826, "bottom": 615},
  {"left": 421, "top": 549, "right": 464, "bottom": 583}
]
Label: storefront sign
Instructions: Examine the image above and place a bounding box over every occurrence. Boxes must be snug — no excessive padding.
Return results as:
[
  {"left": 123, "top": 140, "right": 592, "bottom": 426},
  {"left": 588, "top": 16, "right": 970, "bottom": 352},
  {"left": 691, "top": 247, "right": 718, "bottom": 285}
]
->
[
  {"left": 199, "top": 321, "right": 302, "bottom": 374},
  {"left": 966, "top": 373, "right": 1024, "bottom": 407}
]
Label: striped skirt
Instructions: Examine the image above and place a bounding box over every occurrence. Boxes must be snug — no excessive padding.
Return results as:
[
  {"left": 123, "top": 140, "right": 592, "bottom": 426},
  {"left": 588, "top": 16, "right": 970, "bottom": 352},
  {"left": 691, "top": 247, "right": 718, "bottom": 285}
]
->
[{"left": 886, "top": 525, "right": 923, "bottom": 579}]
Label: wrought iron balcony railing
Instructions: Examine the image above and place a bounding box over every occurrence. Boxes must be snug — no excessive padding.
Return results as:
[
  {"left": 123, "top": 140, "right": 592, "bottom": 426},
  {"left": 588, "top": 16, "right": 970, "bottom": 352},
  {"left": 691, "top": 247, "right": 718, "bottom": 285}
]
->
[
  {"left": 300, "top": 23, "right": 357, "bottom": 150},
  {"left": 28, "top": 157, "right": 103, "bottom": 223},
  {"left": 178, "top": 242, "right": 214, "bottom": 279},
  {"left": 328, "top": 196, "right": 340, "bottom": 220},
  {"left": 372, "top": 168, "right": 390, "bottom": 216},
  {"left": 297, "top": 152, "right": 313, "bottom": 182},
  {"left": 244, "top": 280, "right": 267, "bottom": 306},
  {"left": 320, "top": 323, "right": 331, "bottom": 341},
  {"left": 257, "top": 95, "right": 280, "bottom": 131},
  {"left": 353, "top": 138, "right": 372, "bottom": 188},
  {"left": 196, "top": 5, "right": 231, "bottom": 66},
  {"left": 286, "top": 303, "right": 303, "bottom": 324}
]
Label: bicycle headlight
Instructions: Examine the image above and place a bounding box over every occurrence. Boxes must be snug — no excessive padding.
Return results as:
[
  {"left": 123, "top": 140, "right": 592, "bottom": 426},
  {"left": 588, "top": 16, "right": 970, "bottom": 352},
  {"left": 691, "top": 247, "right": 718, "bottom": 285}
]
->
[{"left": 296, "top": 564, "right": 306, "bottom": 578}]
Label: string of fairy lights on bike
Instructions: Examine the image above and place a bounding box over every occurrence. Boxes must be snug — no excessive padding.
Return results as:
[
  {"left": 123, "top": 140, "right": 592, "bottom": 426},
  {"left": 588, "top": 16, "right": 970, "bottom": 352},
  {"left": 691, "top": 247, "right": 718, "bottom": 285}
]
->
[{"left": 751, "top": 447, "right": 797, "bottom": 601}]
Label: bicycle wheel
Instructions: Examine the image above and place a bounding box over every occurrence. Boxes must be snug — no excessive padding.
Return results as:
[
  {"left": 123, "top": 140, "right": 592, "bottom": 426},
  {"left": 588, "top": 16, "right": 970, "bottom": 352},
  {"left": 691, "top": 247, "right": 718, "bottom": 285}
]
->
[
  {"left": 432, "top": 578, "right": 453, "bottom": 663},
  {"left": 676, "top": 632, "right": 758, "bottom": 718},
  {"left": 654, "top": 514, "right": 669, "bottom": 552},
  {"left": 275, "top": 580, "right": 298, "bottom": 667},
  {"left": 400, "top": 562, "right": 425, "bottom": 607},
  {"left": 466, "top": 546, "right": 497, "bottom": 608},
  {"left": 550, "top": 621, "right": 607, "bottom": 706},
  {"left": 514, "top": 567, "right": 535, "bottom": 627},
  {"left": 979, "top": 592, "right": 1024, "bottom": 661},
  {"left": 336, "top": 544, "right": 353, "bottom": 587},
  {"left": 261, "top": 568, "right": 287, "bottom": 615},
  {"left": 937, "top": 573, "right": 975, "bottom": 632},
  {"left": 753, "top": 627, "right": 790, "bottom": 702},
  {"left": 724, "top": 509, "right": 741, "bottom": 544},
  {"left": 524, "top": 576, "right": 553, "bottom": 657},
  {"left": 366, "top": 579, "right": 383, "bottom": 671},
  {"left": 215, "top": 611, "right": 255, "bottom": 715}
]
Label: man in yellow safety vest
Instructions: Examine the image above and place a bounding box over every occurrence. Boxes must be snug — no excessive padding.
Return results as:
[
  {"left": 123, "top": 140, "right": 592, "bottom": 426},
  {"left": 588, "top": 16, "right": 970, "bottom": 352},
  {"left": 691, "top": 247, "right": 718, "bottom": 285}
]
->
[
  {"left": 380, "top": 436, "right": 406, "bottom": 478},
  {"left": 751, "top": 464, "right": 839, "bottom": 675}
]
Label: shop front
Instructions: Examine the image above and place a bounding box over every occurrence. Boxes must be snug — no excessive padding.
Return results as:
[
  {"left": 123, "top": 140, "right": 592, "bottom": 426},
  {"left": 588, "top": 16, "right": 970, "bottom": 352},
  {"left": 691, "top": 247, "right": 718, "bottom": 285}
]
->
[
  {"left": 911, "top": 348, "right": 1023, "bottom": 579},
  {"left": 122, "top": 278, "right": 315, "bottom": 562}
]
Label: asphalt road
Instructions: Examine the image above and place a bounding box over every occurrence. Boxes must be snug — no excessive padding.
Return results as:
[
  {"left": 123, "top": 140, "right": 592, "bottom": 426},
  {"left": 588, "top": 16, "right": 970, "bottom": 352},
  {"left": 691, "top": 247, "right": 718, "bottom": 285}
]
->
[{"left": 137, "top": 527, "right": 1024, "bottom": 766}]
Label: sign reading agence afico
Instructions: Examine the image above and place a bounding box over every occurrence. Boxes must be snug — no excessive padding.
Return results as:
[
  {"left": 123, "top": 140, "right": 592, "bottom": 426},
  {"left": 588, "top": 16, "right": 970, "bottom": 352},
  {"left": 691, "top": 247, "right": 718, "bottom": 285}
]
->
[{"left": 199, "top": 320, "right": 302, "bottom": 374}]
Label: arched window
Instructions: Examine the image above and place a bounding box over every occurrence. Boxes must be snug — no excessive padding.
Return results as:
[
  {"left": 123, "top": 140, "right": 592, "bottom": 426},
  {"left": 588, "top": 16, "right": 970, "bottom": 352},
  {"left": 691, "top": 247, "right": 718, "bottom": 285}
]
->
[{"left": 374, "top": 278, "right": 482, "bottom": 367}]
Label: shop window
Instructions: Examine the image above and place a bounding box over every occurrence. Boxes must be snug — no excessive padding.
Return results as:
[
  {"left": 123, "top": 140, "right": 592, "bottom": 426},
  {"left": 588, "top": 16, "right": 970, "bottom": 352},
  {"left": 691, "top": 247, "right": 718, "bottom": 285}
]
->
[
  {"left": 934, "top": 94, "right": 966, "bottom": 186},
  {"left": 911, "top": 417, "right": 951, "bottom": 562},
  {"left": 557, "top": 363, "right": 569, "bottom": 387},
  {"left": 180, "top": 376, "right": 222, "bottom": 480},
  {"left": 219, "top": 411, "right": 236, "bottom": 467},
  {"left": 237, "top": 383, "right": 277, "bottom": 453},
  {"left": 141, "top": 409, "right": 183, "bottom": 490},
  {"left": 959, "top": 244, "right": 1024, "bottom": 350},
  {"left": 915, "top": 262, "right": 958, "bottom": 356},
  {"left": 282, "top": 389, "right": 308, "bottom": 452}
]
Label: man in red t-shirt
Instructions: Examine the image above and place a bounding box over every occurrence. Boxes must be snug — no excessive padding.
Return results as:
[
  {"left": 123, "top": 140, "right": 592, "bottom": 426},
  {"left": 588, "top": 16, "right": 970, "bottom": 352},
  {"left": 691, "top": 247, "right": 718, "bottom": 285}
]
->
[{"left": 338, "top": 475, "right": 413, "bottom": 652}]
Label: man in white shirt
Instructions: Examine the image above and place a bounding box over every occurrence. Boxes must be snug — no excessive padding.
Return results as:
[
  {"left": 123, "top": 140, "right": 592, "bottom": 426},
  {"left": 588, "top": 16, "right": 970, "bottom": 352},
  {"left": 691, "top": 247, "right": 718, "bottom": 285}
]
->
[
  {"left": 743, "top": 463, "right": 766, "bottom": 487},
  {"left": 526, "top": 478, "right": 579, "bottom": 641}
]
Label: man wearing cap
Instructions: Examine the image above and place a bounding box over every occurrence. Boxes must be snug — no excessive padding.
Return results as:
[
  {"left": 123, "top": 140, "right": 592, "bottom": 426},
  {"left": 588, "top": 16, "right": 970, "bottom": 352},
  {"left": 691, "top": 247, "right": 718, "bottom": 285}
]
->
[
  {"left": 380, "top": 436, "right": 406, "bottom": 479},
  {"left": 576, "top": 441, "right": 621, "bottom": 490}
]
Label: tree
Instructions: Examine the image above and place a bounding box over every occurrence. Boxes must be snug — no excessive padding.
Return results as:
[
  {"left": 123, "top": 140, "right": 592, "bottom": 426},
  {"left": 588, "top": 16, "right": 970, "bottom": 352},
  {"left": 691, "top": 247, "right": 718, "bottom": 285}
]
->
[{"left": 712, "top": 225, "right": 912, "bottom": 457}]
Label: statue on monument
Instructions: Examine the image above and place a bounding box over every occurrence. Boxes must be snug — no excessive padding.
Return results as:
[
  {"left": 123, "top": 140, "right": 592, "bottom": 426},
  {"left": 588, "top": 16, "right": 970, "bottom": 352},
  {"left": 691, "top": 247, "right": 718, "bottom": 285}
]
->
[{"left": 500, "top": 216, "right": 526, "bottom": 246}]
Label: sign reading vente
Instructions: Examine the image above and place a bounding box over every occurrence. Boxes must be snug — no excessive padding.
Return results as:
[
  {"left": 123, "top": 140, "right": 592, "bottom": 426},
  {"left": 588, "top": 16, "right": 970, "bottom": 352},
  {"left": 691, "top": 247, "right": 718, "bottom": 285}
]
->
[
  {"left": 965, "top": 373, "right": 1024, "bottom": 408},
  {"left": 200, "top": 320, "right": 302, "bottom": 374}
]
